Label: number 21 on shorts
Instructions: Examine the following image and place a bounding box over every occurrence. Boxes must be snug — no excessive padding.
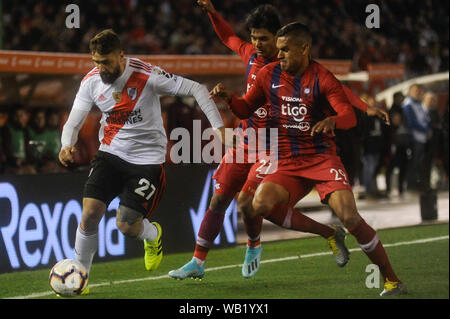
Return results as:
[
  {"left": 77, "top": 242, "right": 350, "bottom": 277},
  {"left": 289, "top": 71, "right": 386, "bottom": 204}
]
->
[
  {"left": 330, "top": 168, "right": 349, "bottom": 185},
  {"left": 134, "top": 178, "right": 156, "bottom": 200}
]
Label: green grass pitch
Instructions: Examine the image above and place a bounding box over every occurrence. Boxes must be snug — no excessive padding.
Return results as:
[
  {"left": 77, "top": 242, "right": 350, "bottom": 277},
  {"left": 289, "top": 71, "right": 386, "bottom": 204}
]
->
[{"left": 0, "top": 223, "right": 448, "bottom": 300}]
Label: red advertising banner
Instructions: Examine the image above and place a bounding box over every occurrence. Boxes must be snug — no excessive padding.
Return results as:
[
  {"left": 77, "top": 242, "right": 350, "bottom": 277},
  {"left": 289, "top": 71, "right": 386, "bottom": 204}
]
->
[
  {"left": 0, "top": 50, "right": 353, "bottom": 76},
  {"left": 367, "top": 63, "right": 405, "bottom": 80}
]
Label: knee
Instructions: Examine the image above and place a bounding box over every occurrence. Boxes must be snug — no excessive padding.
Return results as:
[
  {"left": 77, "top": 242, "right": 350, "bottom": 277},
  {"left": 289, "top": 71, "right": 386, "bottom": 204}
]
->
[
  {"left": 237, "top": 193, "right": 255, "bottom": 218},
  {"left": 209, "top": 193, "right": 232, "bottom": 214},
  {"left": 252, "top": 194, "right": 276, "bottom": 217},
  {"left": 81, "top": 199, "right": 106, "bottom": 232},
  {"left": 116, "top": 205, "right": 143, "bottom": 238},
  {"left": 334, "top": 204, "right": 360, "bottom": 229},
  {"left": 116, "top": 220, "right": 140, "bottom": 237},
  {"left": 340, "top": 214, "right": 360, "bottom": 229}
]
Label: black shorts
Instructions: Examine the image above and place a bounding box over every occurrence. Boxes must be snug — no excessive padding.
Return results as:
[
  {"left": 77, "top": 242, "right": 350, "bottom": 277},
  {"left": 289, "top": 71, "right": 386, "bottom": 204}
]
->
[{"left": 83, "top": 151, "right": 166, "bottom": 218}]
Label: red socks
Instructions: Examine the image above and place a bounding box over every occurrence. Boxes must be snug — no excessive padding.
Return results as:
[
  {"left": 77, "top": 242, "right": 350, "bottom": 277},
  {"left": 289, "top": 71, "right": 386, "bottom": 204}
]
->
[
  {"left": 348, "top": 219, "right": 400, "bottom": 283},
  {"left": 194, "top": 209, "right": 225, "bottom": 261},
  {"left": 265, "top": 202, "right": 335, "bottom": 238},
  {"left": 243, "top": 214, "right": 263, "bottom": 248}
]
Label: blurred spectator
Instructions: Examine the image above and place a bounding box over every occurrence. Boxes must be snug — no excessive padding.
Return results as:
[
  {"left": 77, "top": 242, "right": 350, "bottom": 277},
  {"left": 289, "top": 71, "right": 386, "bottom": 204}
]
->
[
  {"left": 0, "top": 107, "right": 9, "bottom": 173},
  {"left": 27, "top": 108, "right": 48, "bottom": 167},
  {"left": 27, "top": 108, "right": 65, "bottom": 173},
  {"left": 3, "top": 106, "right": 37, "bottom": 174},
  {"left": 45, "top": 109, "right": 63, "bottom": 162},
  {"left": 402, "top": 84, "right": 430, "bottom": 191},
  {"left": 442, "top": 102, "right": 449, "bottom": 179},
  {"left": 385, "top": 92, "right": 411, "bottom": 197},
  {"left": 421, "top": 92, "right": 441, "bottom": 191},
  {"left": 1, "top": 0, "right": 447, "bottom": 75},
  {"left": 360, "top": 94, "right": 387, "bottom": 199}
]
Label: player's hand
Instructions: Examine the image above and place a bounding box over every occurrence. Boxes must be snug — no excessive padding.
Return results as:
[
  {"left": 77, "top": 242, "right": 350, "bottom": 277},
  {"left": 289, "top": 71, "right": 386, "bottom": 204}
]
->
[
  {"left": 366, "top": 105, "right": 390, "bottom": 125},
  {"left": 59, "top": 146, "right": 77, "bottom": 167},
  {"left": 311, "top": 117, "right": 336, "bottom": 136},
  {"left": 197, "top": 0, "right": 216, "bottom": 14},
  {"left": 210, "top": 83, "right": 233, "bottom": 104}
]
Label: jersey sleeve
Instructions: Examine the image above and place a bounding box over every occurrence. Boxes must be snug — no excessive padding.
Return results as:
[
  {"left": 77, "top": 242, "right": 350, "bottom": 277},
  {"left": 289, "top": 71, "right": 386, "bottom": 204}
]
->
[
  {"left": 320, "top": 71, "right": 356, "bottom": 130},
  {"left": 149, "top": 66, "right": 184, "bottom": 96},
  {"left": 72, "top": 78, "right": 94, "bottom": 112},
  {"left": 208, "top": 11, "right": 255, "bottom": 62},
  {"left": 342, "top": 85, "right": 368, "bottom": 112},
  {"left": 229, "top": 69, "right": 267, "bottom": 118}
]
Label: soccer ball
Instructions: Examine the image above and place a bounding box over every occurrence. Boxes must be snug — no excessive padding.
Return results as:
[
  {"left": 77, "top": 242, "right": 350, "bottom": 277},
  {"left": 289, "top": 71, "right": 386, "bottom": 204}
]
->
[{"left": 49, "top": 259, "right": 88, "bottom": 297}]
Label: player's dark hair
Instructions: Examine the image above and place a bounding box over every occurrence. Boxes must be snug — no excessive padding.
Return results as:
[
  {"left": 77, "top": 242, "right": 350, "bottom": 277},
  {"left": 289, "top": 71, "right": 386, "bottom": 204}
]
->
[
  {"left": 245, "top": 4, "right": 281, "bottom": 35},
  {"left": 89, "top": 29, "right": 122, "bottom": 55},
  {"left": 276, "top": 22, "right": 312, "bottom": 47}
]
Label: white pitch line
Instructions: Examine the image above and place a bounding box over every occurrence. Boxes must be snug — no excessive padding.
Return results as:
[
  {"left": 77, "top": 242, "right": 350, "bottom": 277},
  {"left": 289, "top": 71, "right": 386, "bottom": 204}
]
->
[{"left": 6, "top": 235, "right": 448, "bottom": 299}]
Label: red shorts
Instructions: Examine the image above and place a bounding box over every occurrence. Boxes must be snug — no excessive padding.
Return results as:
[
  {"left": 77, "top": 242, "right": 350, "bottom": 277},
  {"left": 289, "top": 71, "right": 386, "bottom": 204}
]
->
[
  {"left": 261, "top": 154, "right": 353, "bottom": 204},
  {"left": 212, "top": 159, "right": 253, "bottom": 198},
  {"left": 240, "top": 159, "right": 275, "bottom": 197}
]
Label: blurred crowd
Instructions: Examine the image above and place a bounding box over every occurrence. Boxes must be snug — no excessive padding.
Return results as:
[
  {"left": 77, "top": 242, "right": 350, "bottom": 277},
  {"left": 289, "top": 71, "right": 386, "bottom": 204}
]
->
[
  {"left": 1, "top": 0, "right": 449, "bottom": 196},
  {"left": 0, "top": 105, "right": 66, "bottom": 174},
  {"left": 338, "top": 84, "right": 449, "bottom": 199},
  {"left": 1, "top": 84, "right": 449, "bottom": 197},
  {"left": 1, "top": 0, "right": 448, "bottom": 75}
]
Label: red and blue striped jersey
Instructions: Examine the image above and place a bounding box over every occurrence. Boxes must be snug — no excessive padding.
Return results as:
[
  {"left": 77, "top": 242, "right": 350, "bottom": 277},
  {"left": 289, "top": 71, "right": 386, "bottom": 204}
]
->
[
  {"left": 208, "top": 11, "right": 276, "bottom": 159},
  {"left": 229, "top": 60, "right": 357, "bottom": 159}
]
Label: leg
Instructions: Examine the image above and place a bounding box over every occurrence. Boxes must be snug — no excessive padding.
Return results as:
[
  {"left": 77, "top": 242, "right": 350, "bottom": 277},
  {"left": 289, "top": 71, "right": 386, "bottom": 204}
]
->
[
  {"left": 238, "top": 190, "right": 263, "bottom": 247},
  {"left": 193, "top": 192, "right": 234, "bottom": 263},
  {"left": 119, "top": 162, "right": 166, "bottom": 271},
  {"left": 75, "top": 197, "right": 106, "bottom": 274},
  {"left": 253, "top": 177, "right": 335, "bottom": 239},
  {"left": 169, "top": 160, "right": 249, "bottom": 280},
  {"left": 327, "top": 189, "right": 405, "bottom": 295}
]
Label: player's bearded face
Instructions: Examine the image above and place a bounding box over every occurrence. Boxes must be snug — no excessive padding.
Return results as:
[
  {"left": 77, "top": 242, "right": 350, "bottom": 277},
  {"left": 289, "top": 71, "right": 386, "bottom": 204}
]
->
[
  {"left": 100, "top": 65, "right": 121, "bottom": 84},
  {"left": 92, "top": 52, "right": 123, "bottom": 84}
]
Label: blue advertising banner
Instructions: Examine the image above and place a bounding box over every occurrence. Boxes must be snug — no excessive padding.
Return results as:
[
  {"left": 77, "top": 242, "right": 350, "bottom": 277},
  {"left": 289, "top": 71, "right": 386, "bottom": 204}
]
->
[{"left": 0, "top": 165, "right": 237, "bottom": 273}]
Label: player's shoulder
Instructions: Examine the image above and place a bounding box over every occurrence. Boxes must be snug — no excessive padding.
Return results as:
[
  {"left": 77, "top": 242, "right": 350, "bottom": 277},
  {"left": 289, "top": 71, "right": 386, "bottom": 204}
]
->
[
  {"left": 129, "top": 58, "right": 174, "bottom": 78},
  {"left": 81, "top": 67, "right": 100, "bottom": 83},
  {"left": 128, "top": 58, "right": 154, "bottom": 74},
  {"left": 259, "top": 61, "right": 281, "bottom": 75},
  {"left": 310, "top": 60, "right": 333, "bottom": 77}
]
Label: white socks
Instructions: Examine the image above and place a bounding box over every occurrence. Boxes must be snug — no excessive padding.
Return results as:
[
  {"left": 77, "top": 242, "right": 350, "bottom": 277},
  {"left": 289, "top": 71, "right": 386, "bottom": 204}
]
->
[
  {"left": 137, "top": 218, "right": 158, "bottom": 241},
  {"left": 74, "top": 225, "right": 98, "bottom": 274},
  {"left": 193, "top": 257, "right": 205, "bottom": 267},
  {"left": 74, "top": 219, "right": 157, "bottom": 274}
]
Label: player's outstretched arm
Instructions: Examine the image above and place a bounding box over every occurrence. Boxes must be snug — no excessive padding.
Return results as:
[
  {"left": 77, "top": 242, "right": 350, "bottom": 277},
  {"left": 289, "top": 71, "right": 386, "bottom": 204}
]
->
[
  {"left": 197, "top": 0, "right": 215, "bottom": 14},
  {"left": 342, "top": 85, "right": 390, "bottom": 125},
  {"left": 366, "top": 104, "right": 390, "bottom": 125},
  {"left": 59, "top": 108, "right": 90, "bottom": 167},
  {"left": 175, "top": 78, "right": 224, "bottom": 130},
  {"left": 198, "top": 0, "right": 248, "bottom": 57},
  {"left": 210, "top": 82, "right": 264, "bottom": 120}
]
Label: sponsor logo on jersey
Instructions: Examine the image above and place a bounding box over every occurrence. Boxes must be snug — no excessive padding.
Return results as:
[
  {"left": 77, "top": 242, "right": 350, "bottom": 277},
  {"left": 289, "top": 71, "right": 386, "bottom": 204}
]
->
[
  {"left": 254, "top": 107, "right": 268, "bottom": 119},
  {"left": 112, "top": 92, "right": 122, "bottom": 102},
  {"left": 126, "top": 87, "right": 138, "bottom": 101},
  {"left": 105, "top": 108, "right": 143, "bottom": 125},
  {"left": 303, "top": 87, "right": 311, "bottom": 95}
]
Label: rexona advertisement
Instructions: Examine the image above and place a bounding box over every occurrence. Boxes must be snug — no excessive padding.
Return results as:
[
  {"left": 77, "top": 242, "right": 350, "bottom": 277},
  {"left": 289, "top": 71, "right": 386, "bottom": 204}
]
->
[{"left": 0, "top": 165, "right": 237, "bottom": 273}]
